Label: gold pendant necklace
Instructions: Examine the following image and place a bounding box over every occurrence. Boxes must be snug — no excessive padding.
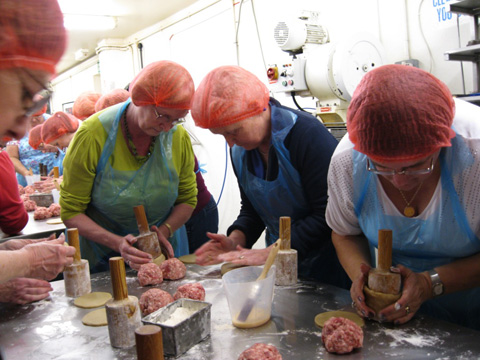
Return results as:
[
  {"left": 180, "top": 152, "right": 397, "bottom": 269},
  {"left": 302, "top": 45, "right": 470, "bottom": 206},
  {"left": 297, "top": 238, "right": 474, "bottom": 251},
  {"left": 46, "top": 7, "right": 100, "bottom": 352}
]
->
[{"left": 397, "top": 180, "right": 425, "bottom": 217}]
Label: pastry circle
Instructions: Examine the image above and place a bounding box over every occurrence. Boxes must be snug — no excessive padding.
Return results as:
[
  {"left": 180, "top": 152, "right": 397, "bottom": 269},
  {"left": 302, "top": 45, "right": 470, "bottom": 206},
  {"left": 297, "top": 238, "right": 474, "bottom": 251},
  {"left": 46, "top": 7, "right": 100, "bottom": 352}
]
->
[
  {"left": 74, "top": 292, "right": 112, "bottom": 309},
  {"left": 82, "top": 308, "right": 107, "bottom": 326},
  {"left": 178, "top": 254, "right": 196, "bottom": 264}
]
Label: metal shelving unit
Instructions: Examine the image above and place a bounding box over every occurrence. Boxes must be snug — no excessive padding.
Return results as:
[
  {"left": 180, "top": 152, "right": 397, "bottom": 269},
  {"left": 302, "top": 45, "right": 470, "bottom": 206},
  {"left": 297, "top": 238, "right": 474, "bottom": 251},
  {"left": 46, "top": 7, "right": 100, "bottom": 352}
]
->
[{"left": 444, "top": 0, "right": 480, "bottom": 92}]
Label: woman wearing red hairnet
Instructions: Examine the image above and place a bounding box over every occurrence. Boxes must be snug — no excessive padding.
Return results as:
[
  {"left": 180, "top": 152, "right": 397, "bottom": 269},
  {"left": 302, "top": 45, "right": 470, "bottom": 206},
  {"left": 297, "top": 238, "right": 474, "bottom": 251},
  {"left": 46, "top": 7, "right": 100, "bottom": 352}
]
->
[
  {"left": 5, "top": 96, "right": 63, "bottom": 186},
  {"left": 326, "top": 64, "right": 480, "bottom": 330},
  {"left": 60, "top": 61, "right": 197, "bottom": 273},
  {"left": 191, "top": 66, "right": 349, "bottom": 288},
  {"left": 0, "top": 0, "right": 75, "bottom": 296}
]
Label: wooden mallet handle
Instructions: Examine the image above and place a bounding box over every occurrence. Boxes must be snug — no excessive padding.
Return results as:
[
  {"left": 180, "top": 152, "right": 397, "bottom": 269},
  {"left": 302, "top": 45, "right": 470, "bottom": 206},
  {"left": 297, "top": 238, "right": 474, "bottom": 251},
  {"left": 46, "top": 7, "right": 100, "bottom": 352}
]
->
[
  {"left": 279, "top": 216, "right": 291, "bottom": 250},
  {"left": 133, "top": 205, "right": 149, "bottom": 234},
  {"left": 377, "top": 229, "right": 393, "bottom": 271},
  {"left": 135, "top": 325, "right": 164, "bottom": 360},
  {"left": 67, "top": 228, "right": 81, "bottom": 263},
  {"left": 109, "top": 257, "right": 128, "bottom": 301}
]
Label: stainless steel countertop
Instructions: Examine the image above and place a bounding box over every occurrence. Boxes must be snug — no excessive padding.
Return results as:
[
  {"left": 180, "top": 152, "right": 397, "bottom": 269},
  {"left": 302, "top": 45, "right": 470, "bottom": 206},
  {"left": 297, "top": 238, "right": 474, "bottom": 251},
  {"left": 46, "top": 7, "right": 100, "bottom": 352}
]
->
[
  {"left": 0, "top": 213, "right": 66, "bottom": 242},
  {"left": 0, "top": 264, "right": 479, "bottom": 360}
]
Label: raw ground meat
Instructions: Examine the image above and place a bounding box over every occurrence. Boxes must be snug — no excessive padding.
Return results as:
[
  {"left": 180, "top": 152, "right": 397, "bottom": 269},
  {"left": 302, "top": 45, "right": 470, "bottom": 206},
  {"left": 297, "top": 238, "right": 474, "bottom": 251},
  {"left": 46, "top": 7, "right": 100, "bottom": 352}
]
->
[
  {"left": 173, "top": 282, "right": 205, "bottom": 301},
  {"left": 137, "top": 263, "right": 163, "bottom": 286},
  {"left": 161, "top": 258, "right": 186, "bottom": 280},
  {"left": 322, "top": 317, "right": 363, "bottom": 354},
  {"left": 48, "top": 203, "right": 61, "bottom": 217},
  {"left": 33, "top": 206, "right": 52, "bottom": 220},
  {"left": 24, "top": 199, "right": 37, "bottom": 212},
  {"left": 18, "top": 185, "right": 25, "bottom": 195},
  {"left": 238, "top": 343, "right": 282, "bottom": 360},
  {"left": 139, "top": 288, "right": 174, "bottom": 316},
  {"left": 24, "top": 186, "right": 35, "bottom": 194},
  {"left": 20, "top": 194, "right": 30, "bottom": 201}
]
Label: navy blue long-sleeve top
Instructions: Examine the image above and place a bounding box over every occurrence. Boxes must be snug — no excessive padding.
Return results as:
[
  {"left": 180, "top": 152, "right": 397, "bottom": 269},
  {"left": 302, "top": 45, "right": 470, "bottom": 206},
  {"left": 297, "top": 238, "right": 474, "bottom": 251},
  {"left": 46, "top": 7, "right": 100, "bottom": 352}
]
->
[{"left": 227, "top": 98, "right": 338, "bottom": 265}]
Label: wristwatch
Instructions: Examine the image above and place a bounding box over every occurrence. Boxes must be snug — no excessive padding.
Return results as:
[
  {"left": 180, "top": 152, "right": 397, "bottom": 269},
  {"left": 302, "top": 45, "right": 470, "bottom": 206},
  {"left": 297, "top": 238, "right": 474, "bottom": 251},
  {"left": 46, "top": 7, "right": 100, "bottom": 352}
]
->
[{"left": 428, "top": 269, "right": 444, "bottom": 297}]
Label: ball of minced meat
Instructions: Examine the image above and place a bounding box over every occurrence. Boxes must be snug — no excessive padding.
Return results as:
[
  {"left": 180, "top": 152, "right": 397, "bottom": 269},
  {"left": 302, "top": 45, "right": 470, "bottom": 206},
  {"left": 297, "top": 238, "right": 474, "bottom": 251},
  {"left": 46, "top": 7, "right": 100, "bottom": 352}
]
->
[
  {"left": 322, "top": 317, "right": 363, "bottom": 354},
  {"left": 33, "top": 206, "right": 52, "bottom": 220},
  {"left": 24, "top": 199, "right": 37, "bottom": 212},
  {"left": 238, "top": 343, "right": 283, "bottom": 360},
  {"left": 138, "top": 263, "right": 163, "bottom": 286},
  {"left": 173, "top": 282, "right": 205, "bottom": 301},
  {"left": 139, "top": 288, "right": 174, "bottom": 316},
  {"left": 24, "top": 185, "right": 35, "bottom": 194},
  {"left": 48, "top": 203, "right": 61, "bottom": 217},
  {"left": 161, "top": 258, "right": 186, "bottom": 280},
  {"left": 18, "top": 185, "right": 25, "bottom": 195}
]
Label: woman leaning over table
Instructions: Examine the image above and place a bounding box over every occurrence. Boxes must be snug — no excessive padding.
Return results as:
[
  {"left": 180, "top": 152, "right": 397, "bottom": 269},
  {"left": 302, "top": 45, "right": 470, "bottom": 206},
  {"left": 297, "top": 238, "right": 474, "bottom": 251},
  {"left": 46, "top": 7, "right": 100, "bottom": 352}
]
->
[
  {"left": 326, "top": 64, "right": 480, "bottom": 330},
  {"left": 60, "top": 61, "right": 197, "bottom": 273}
]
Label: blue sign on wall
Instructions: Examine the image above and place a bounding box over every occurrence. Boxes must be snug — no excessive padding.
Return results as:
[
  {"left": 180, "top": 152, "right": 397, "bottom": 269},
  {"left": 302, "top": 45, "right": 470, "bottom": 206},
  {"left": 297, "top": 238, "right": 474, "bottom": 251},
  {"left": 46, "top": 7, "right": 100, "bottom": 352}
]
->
[{"left": 432, "top": 0, "right": 454, "bottom": 23}]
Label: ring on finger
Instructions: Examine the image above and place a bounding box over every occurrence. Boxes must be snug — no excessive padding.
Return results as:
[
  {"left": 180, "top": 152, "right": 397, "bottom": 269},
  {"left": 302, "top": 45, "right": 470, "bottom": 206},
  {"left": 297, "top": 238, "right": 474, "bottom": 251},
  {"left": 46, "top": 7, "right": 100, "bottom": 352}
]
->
[{"left": 405, "top": 306, "right": 411, "bottom": 315}]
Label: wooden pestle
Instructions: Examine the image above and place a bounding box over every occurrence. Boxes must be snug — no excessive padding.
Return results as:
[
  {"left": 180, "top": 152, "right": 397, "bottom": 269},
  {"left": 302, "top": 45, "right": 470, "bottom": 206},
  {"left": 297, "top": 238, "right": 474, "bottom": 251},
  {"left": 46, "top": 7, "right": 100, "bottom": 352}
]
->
[
  {"left": 64, "top": 228, "right": 91, "bottom": 297},
  {"left": 133, "top": 205, "right": 161, "bottom": 257},
  {"left": 106, "top": 257, "right": 142, "bottom": 348},
  {"left": 367, "top": 229, "right": 401, "bottom": 295},
  {"left": 135, "top": 325, "right": 165, "bottom": 360},
  {"left": 274, "top": 216, "right": 298, "bottom": 286},
  {"left": 53, "top": 166, "right": 60, "bottom": 179}
]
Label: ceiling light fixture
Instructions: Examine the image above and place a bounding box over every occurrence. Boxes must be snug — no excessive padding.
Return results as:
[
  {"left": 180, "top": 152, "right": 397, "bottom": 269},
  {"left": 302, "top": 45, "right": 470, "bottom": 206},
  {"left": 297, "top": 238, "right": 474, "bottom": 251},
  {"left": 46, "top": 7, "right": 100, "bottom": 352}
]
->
[{"left": 63, "top": 14, "right": 117, "bottom": 31}]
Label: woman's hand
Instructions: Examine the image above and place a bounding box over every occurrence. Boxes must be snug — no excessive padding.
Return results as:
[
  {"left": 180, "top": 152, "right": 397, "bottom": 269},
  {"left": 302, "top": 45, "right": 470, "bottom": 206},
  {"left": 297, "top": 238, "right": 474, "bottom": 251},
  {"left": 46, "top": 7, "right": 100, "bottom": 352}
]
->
[
  {"left": 194, "top": 232, "right": 237, "bottom": 265},
  {"left": 0, "top": 278, "right": 53, "bottom": 304},
  {"left": 150, "top": 225, "right": 175, "bottom": 259},
  {"left": 376, "top": 265, "right": 432, "bottom": 325},
  {"left": 22, "top": 235, "right": 76, "bottom": 280},
  {"left": 217, "top": 246, "right": 270, "bottom": 266},
  {"left": 118, "top": 234, "right": 153, "bottom": 271},
  {"left": 350, "top": 263, "right": 374, "bottom": 319},
  {"left": 0, "top": 233, "right": 57, "bottom": 251}
]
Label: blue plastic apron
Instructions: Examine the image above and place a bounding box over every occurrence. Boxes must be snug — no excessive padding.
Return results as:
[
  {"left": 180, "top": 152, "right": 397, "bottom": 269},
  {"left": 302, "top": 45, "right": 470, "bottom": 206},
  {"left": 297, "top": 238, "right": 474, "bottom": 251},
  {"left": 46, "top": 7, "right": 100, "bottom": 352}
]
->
[
  {"left": 231, "top": 105, "right": 309, "bottom": 246},
  {"left": 353, "top": 130, "right": 480, "bottom": 329},
  {"left": 81, "top": 100, "right": 189, "bottom": 271}
]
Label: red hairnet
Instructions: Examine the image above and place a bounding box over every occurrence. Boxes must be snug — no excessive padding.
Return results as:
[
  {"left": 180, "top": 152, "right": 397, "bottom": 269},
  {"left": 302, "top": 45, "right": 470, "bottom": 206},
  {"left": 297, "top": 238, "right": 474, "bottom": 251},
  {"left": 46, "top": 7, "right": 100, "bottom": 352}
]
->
[
  {"left": 72, "top": 91, "right": 102, "bottom": 120},
  {"left": 41, "top": 111, "right": 79, "bottom": 144},
  {"left": 129, "top": 61, "right": 194, "bottom": 109},
  {"left": 191, "top": 66, "right": 270, "bottom": 129},
  {"left": 0, "top": 0, "right": 67, "bottom": 75},
  {"left": 28, "top": 124, "right": 43, "bottom": 150},
  {"left": 347, "top": 65, "right": 456, "bottom": 162},
  {"left": 32, "top": 94, "right": 47, "bottom": 116},
  {"left": 95, "top": 89, "right": 130, "bottom": 112}
]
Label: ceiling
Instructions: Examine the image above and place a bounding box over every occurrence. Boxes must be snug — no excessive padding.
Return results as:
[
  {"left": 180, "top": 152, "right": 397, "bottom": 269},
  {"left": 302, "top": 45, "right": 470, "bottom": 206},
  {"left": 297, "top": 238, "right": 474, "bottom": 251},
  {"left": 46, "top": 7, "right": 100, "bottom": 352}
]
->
[{"left": 57, "top": 0, "right": 200, "bottom": 74}]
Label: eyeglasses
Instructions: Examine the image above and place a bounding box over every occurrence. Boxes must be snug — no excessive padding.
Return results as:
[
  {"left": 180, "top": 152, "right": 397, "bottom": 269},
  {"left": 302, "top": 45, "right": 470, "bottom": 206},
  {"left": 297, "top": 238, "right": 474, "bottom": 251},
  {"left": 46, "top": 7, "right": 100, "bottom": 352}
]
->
[
  {"left": 153, "top": 107, "right": 186, "bottom": 126},
  {"left": 366, "top": 157, "right": 435, "bottom": 176},
  {"left": 18, "top": 68, "right": 53, "bottom": 117}
]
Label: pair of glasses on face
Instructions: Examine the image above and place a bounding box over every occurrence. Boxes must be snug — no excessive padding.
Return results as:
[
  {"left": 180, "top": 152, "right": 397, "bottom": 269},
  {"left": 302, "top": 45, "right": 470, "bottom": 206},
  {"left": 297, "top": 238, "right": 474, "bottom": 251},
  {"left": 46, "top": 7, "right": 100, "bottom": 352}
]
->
[
  {"left": 19, "top": 68, "right": 53, "bottom": 117},
  {"left": 153, "top": 107, "right": 186, "bottom": 126},
  {"left": 366, "top": 157, "right": 435, "bottom": 176}
]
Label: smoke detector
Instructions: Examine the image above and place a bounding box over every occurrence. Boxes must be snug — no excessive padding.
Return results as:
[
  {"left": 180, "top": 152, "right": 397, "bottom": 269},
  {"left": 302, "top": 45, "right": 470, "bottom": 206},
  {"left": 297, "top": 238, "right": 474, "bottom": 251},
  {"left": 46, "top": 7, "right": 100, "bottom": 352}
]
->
[{"left": 74, "top": 48, "right": 89, "bottom": 61}]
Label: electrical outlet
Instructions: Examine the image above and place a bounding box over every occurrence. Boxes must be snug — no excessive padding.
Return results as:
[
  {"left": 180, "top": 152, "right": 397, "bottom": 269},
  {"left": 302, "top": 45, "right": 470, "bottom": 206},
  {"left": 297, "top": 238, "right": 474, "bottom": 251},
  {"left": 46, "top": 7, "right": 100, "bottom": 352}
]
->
[{"left": 395, "top": 59, "right": 420, "bottom": 68}]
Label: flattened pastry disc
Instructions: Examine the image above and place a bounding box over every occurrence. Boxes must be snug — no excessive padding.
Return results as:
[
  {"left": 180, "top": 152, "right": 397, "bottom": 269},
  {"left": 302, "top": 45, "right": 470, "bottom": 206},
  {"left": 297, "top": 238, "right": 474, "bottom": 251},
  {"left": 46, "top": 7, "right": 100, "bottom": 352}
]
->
[
  {"left": 178, "top": 254, "right": 196, "bottom": 264},
  {"left": 153, "top": 254, "right": 166, "bottom": 266},
  {"left": 74, "top": 292, "right": 112, "bottom": 309},
  {"left": 220, "top": 262, "right": 247, "bottom": 276},
  {"left": 46, "top": 218, "right": 63, "bottom": 225},
  {"left": 82, "top": 308, "right": 107, "bottom": 327},
  {"left": 314, "top": 310, "right": 364, "bottom": 328}
]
